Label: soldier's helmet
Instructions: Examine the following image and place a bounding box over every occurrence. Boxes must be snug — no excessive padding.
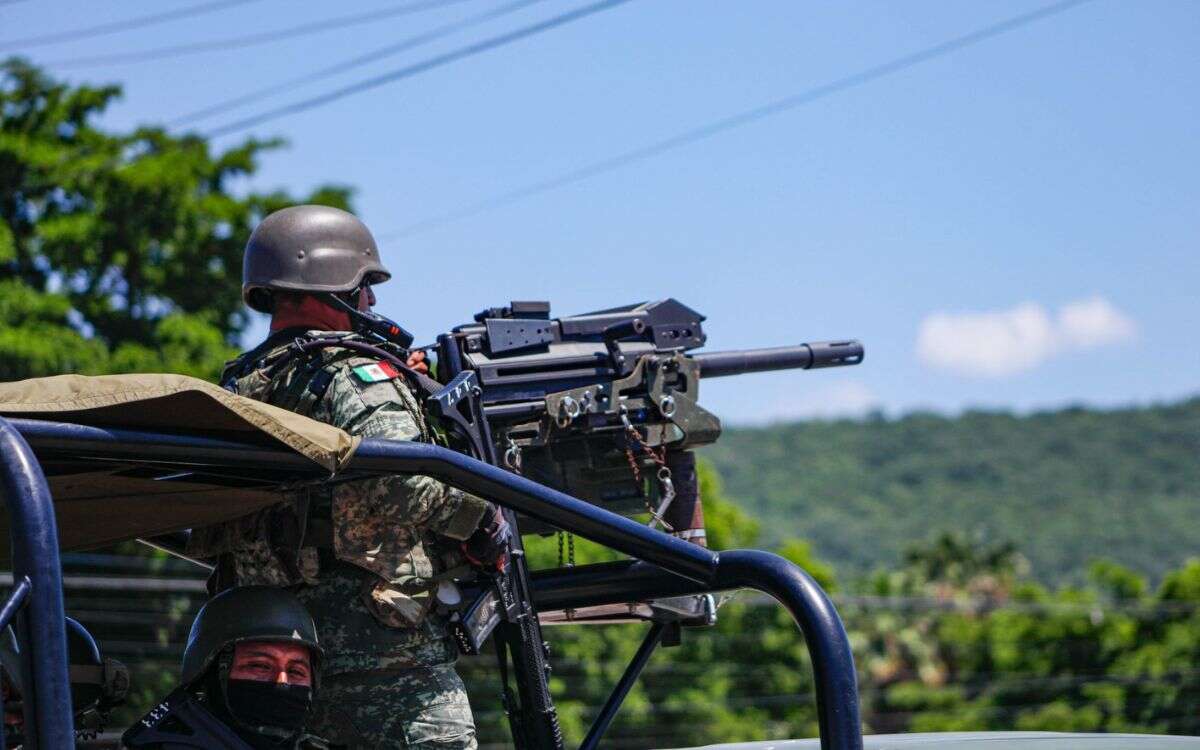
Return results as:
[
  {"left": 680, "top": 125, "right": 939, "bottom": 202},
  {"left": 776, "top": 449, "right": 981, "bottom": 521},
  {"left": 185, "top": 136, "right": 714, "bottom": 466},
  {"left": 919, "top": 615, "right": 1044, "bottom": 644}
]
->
[
  {"left": 180, "top": 586, "right": 323, "bottom": 689},
  {"left": 0, "top": 617, "right": 129, "bottom": 735},
  {"left": 242, "top": 204, "right": 391, "bottom": 313}
]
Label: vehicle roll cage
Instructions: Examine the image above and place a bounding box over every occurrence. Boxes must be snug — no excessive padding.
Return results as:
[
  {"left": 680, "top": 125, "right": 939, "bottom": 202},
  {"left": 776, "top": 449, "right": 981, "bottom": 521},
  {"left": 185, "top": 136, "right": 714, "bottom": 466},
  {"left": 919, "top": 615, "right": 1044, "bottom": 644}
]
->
[{"left": 0, "top": 414, "right": 863, "bottom": 750}]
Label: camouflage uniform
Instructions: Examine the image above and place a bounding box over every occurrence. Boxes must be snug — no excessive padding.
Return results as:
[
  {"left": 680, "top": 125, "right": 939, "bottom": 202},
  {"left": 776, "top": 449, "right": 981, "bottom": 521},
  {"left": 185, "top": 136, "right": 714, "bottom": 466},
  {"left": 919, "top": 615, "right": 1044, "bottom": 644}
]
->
[{"left": 190, "top": 328, "right": 487, "bottom": 748}]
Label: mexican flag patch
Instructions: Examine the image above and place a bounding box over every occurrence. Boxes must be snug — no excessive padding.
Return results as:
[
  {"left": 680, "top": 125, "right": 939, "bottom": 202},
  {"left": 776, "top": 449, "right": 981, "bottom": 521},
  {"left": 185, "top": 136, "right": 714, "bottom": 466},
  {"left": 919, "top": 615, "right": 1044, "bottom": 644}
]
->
[{"left": 351, "top": 361, "right": 401, "bottom": 383}]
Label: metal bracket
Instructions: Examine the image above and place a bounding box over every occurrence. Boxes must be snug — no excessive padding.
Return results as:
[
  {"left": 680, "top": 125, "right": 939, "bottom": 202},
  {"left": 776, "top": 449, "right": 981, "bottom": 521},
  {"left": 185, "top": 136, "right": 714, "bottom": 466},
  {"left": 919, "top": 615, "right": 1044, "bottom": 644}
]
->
[
  {"left": 426, "top": 371, "right": 490, "bottom": 462},
  {"left": 485, "top": 318, "right": 555, "bottom": 355}
]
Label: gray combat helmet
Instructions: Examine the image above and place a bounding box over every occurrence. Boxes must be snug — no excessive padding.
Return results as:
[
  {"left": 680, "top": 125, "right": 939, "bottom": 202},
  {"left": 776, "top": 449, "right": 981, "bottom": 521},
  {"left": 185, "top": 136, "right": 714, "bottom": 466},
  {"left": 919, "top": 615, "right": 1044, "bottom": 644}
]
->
[
  {"left": 242, "top": 204, "right": 391, "bottom": 313},
  {"left": 180, "top": 586, "right": 323, "bottom": 689}
]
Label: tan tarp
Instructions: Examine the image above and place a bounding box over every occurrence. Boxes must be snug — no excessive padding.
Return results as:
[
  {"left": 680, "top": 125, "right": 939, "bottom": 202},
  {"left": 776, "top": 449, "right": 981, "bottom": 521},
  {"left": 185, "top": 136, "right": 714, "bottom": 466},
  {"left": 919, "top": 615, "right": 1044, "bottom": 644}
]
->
[
  {"left": 0, "top": 374, "right": 358, "bottom": 470},
  {"left": 0, "top": 373, "right": 360, "bottom": 558}
]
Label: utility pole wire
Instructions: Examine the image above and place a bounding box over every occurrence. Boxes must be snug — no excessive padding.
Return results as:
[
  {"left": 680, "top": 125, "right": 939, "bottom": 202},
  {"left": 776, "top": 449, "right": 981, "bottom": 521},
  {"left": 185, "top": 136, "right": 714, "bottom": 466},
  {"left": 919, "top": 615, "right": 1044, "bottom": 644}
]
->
[
  {"left": 173, "top": 0, "right": 547, "bottom": 128},
  {"left": 203, "top": 0, "right": 633, "bottom": 138},
  {"left": 380, "top": 0, "right": 1096, "bottom": 240},
  {"left": 0, "top": 0, "right": 264, "bottom": 51},
  {"left": 43, "top": 0, "right": 475, "bottom": 69}
]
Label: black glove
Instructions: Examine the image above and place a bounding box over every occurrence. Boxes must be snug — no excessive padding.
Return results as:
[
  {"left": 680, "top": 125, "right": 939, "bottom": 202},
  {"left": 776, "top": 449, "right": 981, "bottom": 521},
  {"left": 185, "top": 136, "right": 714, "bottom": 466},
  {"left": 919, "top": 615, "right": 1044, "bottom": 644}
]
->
[{"left": 461, "top": 503, "right": 511, "bottom": 572}]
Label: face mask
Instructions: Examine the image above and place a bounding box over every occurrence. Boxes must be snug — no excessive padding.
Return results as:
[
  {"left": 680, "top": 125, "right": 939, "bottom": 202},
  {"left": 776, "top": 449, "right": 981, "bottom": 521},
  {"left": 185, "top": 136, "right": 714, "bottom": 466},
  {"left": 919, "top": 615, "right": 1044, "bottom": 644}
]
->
[{"left": 224, "top": 678, "right": 311, "bottom": 733}]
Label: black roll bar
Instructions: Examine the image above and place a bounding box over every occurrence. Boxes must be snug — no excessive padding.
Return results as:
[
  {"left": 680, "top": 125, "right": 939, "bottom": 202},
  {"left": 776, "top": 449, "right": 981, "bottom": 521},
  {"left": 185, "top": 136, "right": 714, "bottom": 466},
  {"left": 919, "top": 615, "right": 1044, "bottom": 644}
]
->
[
  {"left": 0, "top": 417, "right": 75, "bottom": 749},
  {"left": 9, "top": 417, "right": 863, "bottom": 750},
  {"left": 528, "top": 558, "right": 863, "bottom": 744},
  {"left": 579, "top": 621, "right": 668, "bottom": 750}
]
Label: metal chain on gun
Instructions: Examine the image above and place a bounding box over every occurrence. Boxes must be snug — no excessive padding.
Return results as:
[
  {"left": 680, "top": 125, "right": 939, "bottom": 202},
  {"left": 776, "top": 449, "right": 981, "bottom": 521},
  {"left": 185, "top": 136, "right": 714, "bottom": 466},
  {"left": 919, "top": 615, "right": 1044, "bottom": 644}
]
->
[
  {"left": 621, "top": 413, "right": 675, "bottom": 531},
  {"left": 556, "top": 528, "right": 576, "bottom": 568}
]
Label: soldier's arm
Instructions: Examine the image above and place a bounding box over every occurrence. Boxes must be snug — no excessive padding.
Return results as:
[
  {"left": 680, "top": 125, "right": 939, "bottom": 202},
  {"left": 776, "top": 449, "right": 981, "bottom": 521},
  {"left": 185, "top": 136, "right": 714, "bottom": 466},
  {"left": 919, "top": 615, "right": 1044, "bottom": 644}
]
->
[{"left": 325, "top": 363, "right": 489, "bottom": 540}]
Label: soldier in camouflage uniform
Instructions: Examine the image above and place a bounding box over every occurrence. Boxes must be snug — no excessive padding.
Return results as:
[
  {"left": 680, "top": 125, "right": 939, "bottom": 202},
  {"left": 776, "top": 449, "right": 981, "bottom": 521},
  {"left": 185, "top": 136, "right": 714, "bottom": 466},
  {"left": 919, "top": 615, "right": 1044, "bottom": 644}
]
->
[
  {"left": 123, "top": 586, "right": 326, "bottom": 749},
  {"left": 189, "top": 205, "right": 509, "bottom": 748}
]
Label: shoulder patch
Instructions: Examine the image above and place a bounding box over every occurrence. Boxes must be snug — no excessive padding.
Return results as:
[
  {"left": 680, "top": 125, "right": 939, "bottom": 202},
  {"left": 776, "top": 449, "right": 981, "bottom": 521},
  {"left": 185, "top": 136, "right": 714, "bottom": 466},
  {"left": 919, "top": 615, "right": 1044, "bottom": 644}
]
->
[{"left": 351, "top": 361, "right": 401, "bottom": 383}]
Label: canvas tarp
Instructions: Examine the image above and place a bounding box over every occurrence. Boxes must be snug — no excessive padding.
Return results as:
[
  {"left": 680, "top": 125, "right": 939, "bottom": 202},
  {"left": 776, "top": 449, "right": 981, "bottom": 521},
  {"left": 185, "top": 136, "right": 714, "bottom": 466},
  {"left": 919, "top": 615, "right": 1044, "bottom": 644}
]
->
[{"left": 0, "top": 373, "right": 360, "bottom": 557}]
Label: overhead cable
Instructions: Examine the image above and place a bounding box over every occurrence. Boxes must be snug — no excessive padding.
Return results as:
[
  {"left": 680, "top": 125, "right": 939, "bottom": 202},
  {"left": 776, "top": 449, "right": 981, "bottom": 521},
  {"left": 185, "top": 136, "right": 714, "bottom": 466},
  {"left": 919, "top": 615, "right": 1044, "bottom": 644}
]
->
[
  {"left": 0, "top": 0, "right": 264, "bottom": 51},
  {"left": 203, "top": 0, "right": 633, "bottom": 138},
  {"left": 44, "top": 0, "right": 474, "bottom": 69},
  {"left": 173, "top": 0, "right": 547, "bottom": 127},
  {"left": 380, "top": 0, "right": 1096, "bottom": 239}
]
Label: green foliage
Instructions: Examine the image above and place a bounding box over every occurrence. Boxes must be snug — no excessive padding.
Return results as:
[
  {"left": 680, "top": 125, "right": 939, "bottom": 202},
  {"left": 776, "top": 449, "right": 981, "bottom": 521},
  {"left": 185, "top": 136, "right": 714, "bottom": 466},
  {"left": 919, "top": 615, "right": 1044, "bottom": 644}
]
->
[
  {"left": 854, "top": 535, "right": 1200, "bottom": 737},
  {"left": 0, "top": 59, "right": 353, "bottom": 381},
  {"left": 475, "top": 519, "right": 1200, "bottom": 745},
  {"left": 703, "top": 401, "right": 1200, "bottom": 584},
  {"left": 0, "top": 278, "right": 107, "bottom": 378}
]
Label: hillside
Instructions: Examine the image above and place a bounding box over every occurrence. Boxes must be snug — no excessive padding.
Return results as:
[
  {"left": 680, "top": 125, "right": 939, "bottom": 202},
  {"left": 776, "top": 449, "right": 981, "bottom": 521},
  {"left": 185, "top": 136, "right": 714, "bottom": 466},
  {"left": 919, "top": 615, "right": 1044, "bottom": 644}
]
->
[{"left": 703, "top": 397, "right": 1200, "bottom": 583}]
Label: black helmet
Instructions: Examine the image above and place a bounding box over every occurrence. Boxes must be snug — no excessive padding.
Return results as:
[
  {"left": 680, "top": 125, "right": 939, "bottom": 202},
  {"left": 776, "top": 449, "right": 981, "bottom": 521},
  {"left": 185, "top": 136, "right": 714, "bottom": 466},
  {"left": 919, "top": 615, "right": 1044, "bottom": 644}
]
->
[
  {"left": 180, "top": 586, "right": 322, "bottom": 689},
  {"left": 242, "top": 204, "right": 391, "bottom": 313},
  {"left": 0, "top": 618, "right": 128, "bottom": 737}
]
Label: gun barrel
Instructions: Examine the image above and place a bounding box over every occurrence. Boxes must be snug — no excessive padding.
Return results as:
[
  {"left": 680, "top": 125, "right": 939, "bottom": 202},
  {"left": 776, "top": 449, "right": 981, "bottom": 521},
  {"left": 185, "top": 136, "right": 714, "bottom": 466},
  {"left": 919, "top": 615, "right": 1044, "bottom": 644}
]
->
[{"left": 692, "top": 340, "right": 863, "bottom": 378}]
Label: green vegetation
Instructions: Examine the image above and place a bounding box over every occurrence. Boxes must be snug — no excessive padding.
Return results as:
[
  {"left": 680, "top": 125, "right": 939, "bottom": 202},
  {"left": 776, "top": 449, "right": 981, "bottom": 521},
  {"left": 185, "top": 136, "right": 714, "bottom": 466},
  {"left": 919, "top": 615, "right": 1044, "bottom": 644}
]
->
[
  {"left": 0, "top": 58, "right": 350, "bottom": 382},
  {"left": 481, "top": 471, "right": 1200, "bottom": 745},
  {"left": 704, "top": 400, "right": 1200, "bottom": 584},
  {"left": 855, "top": 537, "right": 1200, "bottom": 737}
]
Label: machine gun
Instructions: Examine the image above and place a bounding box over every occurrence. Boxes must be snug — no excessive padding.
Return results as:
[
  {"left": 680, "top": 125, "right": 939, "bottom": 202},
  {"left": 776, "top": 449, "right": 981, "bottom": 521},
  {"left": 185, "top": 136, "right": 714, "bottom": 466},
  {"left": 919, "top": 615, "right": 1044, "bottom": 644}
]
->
[
  {"left": 423, "top": 299, "right": 862, "bottom": 749},
  {"left": 431, "top": 298, "right": 862, "bottom": 540}
]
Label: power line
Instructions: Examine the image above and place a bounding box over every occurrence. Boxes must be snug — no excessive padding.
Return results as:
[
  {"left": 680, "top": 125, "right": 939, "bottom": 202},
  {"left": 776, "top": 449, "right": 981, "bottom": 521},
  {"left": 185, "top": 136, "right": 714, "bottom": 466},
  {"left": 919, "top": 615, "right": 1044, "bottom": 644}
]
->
[
  {"left": 203, "top": 0, "right": 634, "bottom": 138},
  {"left": 43, "top": 0, "right": 474, "bottom": 69},
  {"left": 379, "top": 0, "right": 1096, "bottom": 240},
  {"left": 172, "top": 0, "right": 547, "bottom": 128},
  {"left": 0, "top": 0, "right": 265, "bottom": 51}
]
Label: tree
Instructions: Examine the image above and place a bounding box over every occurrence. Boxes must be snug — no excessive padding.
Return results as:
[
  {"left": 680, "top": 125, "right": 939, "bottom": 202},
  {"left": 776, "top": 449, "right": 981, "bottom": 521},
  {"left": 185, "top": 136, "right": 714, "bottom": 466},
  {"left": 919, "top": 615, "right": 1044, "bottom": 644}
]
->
[
  {"left": 855, "top": 534, "right": 1200, "bottom": 737},
  {"left": 0, "top": 58, "right": 352, "bottom": 381},
  {"left": 704, "top": 398, "right": 1200, "bottom": 584}
]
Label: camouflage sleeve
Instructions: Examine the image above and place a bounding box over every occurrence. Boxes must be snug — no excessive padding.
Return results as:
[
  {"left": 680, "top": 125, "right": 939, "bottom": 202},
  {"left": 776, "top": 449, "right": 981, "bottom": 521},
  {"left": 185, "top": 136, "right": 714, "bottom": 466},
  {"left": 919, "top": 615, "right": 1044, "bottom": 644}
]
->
[{"left": 325, "top": 362, "right": 489, "bottom": 540}]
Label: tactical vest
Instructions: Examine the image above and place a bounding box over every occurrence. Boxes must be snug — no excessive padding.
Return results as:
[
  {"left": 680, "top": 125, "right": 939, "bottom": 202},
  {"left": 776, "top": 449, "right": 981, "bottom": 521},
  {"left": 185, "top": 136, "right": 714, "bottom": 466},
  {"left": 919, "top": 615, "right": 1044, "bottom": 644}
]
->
[
  {"left": 123, "top": 687, "right": 328, "bottom": 749},
  {"left": 188, "top": 329, "right": 479, "bottom": 630}
]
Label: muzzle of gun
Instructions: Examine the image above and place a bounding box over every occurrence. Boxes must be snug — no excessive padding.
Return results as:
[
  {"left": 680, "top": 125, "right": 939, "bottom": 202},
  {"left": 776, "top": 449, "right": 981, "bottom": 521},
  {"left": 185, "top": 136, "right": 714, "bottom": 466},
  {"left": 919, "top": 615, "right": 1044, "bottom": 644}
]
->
[{"left": 690, "top": 340, "right": 864, "bottom": 378}]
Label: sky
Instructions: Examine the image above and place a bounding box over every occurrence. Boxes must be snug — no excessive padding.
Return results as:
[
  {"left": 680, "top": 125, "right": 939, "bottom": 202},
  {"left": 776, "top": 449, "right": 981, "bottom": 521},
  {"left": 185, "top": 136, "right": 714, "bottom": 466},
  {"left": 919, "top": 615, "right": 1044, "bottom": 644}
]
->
[{"left": 2, "top": 0, "right": 1197, "bottom": 424}]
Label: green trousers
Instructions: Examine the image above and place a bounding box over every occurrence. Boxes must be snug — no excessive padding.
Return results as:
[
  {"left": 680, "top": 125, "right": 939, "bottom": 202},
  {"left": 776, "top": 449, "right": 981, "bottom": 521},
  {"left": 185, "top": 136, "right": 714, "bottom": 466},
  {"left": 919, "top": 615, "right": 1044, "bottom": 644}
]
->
[
  {"left": 309, "top": 665, "right": 477, "bottom": 749},
  {"left": 296, "top": 561, "right": 477, "bottom": 748}
]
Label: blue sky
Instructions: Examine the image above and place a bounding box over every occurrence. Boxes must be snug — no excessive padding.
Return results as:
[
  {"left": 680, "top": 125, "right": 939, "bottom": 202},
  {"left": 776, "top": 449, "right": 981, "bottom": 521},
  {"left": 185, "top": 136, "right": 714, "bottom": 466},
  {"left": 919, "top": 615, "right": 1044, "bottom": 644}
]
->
[{"left": 3, "top": 0, "right": 1197, "bottom": 423}]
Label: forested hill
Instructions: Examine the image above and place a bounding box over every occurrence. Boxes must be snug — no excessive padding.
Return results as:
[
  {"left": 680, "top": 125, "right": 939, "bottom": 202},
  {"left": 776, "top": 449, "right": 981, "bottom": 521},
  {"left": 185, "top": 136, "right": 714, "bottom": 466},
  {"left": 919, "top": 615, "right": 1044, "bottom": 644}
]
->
[{"left": 703, "top": 397, "right": 1200, "bottom": 584}]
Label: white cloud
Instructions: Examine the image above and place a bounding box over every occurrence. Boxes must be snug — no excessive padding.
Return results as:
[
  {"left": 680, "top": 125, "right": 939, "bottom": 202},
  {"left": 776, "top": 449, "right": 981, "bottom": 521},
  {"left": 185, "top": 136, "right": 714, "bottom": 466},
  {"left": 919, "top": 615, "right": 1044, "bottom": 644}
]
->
[
  {"left": 1057, "top": 296, "right": 1137, "bottom": 348},
  {"left": 769, "top": 381, "right": 881, "bottom": 422},
  {"left": 917, "top": 303, "right": 1056, "bottom": 377},
  {"left": 916, "top": 296, "right": 1136, "bottom": 378}
]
